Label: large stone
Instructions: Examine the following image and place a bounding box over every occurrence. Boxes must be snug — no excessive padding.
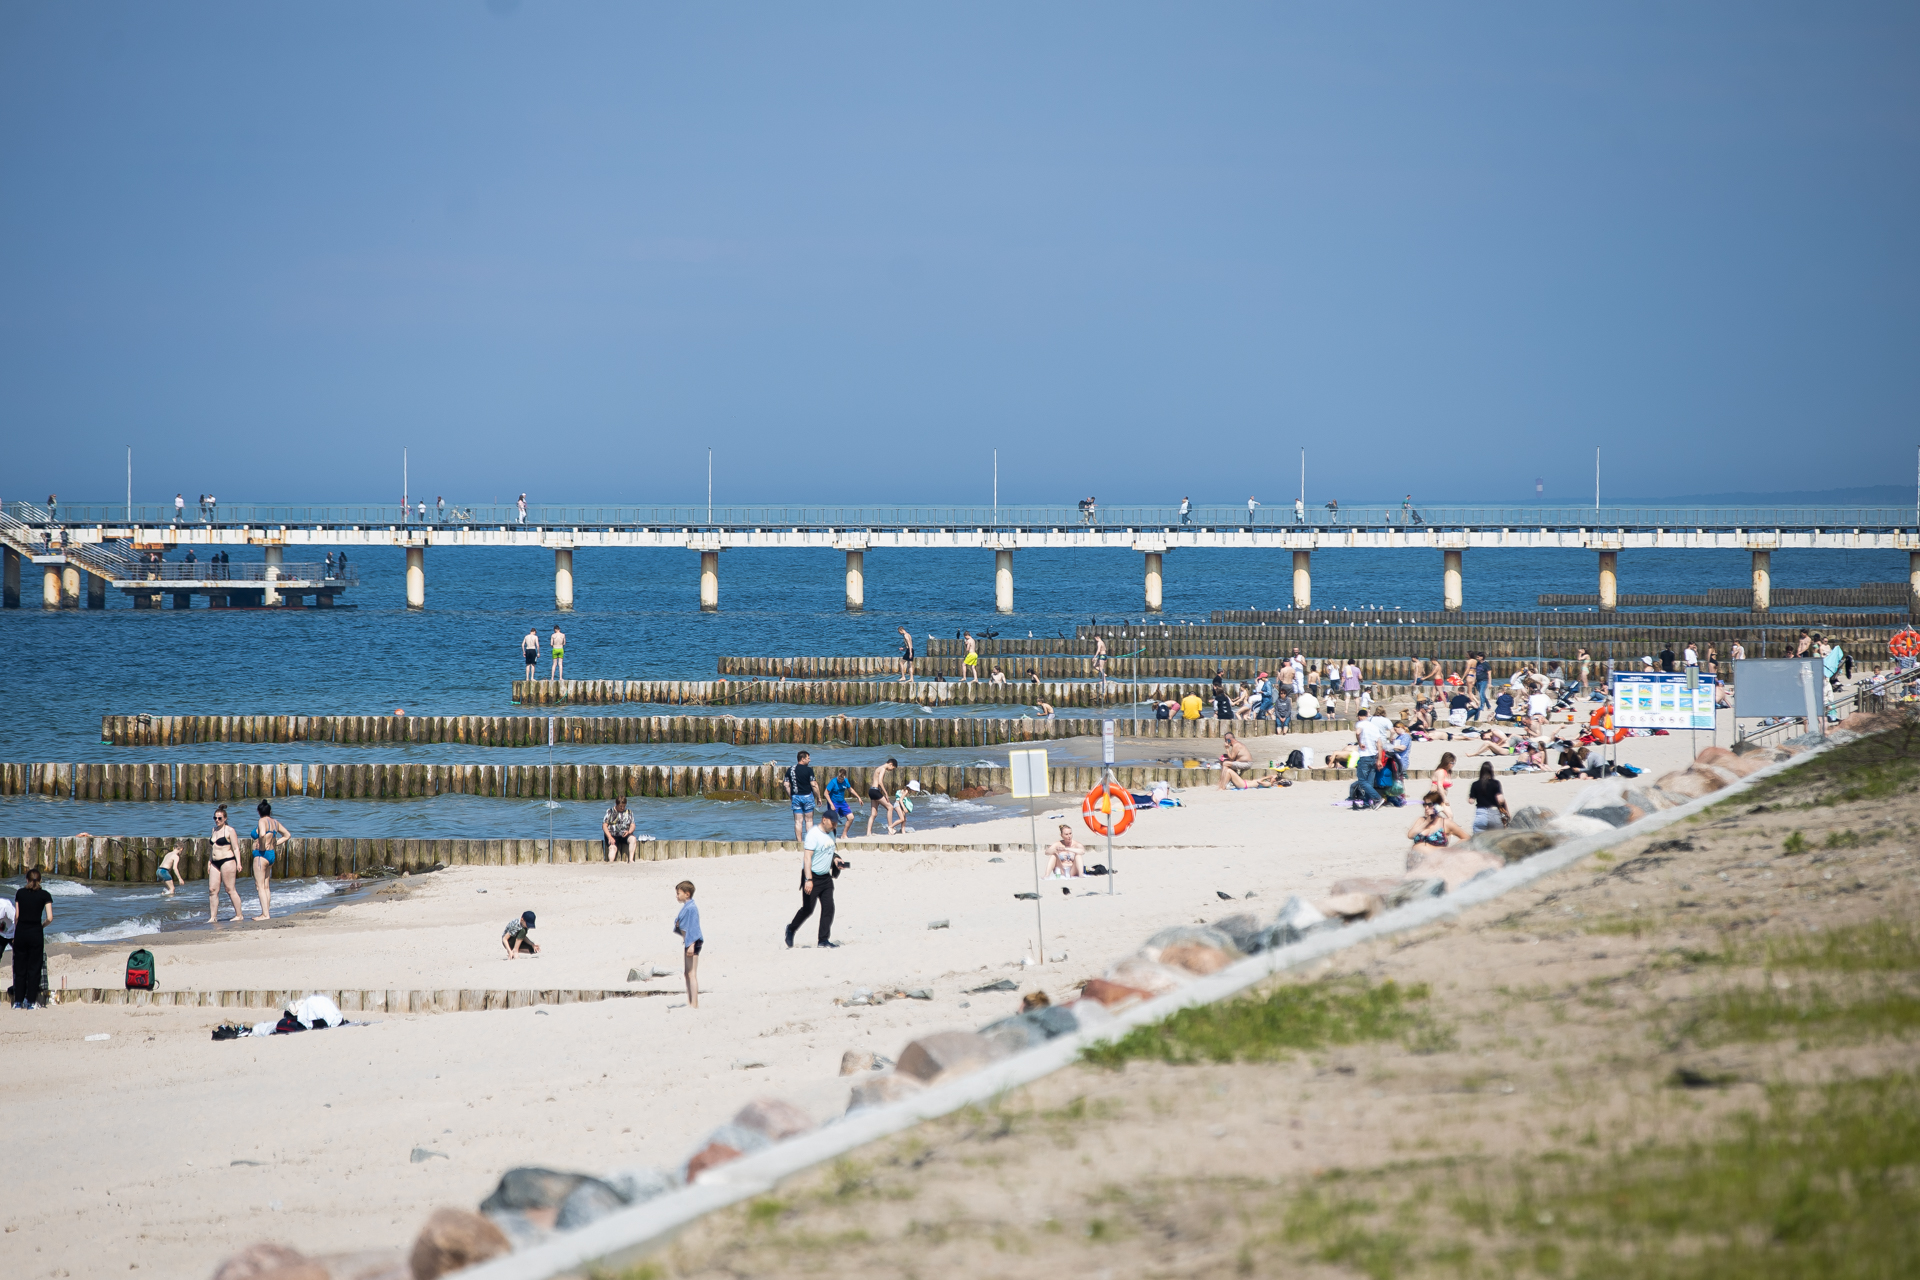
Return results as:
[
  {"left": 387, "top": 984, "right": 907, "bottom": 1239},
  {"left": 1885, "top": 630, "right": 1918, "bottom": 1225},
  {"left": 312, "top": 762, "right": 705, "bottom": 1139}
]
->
[
  {"left": 846, "top": 1072, "right": 926, "bottom": 1111},
  {"left": 1078, "top": 977, "right": 1154, "bottom": 1009},
  {"left": 1142, "top": 925, "right": 1243, "bottom": 971},
  {"left": 556, "top": 1178, "right": 631, "bottom": 1231},
  {"left": 1467, "top": 829, "right": 1557, "bottom": 863},
  {"left": 213, "top": 1243, "right": 326, "bottom": 1280},
  {"left": 732, "top": 1096, "right": 814, "bottom": 1142},
  {"left": 1103, "top": 956, "right": 1193, "bottom": 994},
  {"left": 1653, "top": 769, "right": 1721, "bottom": 800},
  {"left": 1577, "top": 804, "right": 1635, "bottom": 827},
  {"left": 1694, "top": 745, "right": 1767, "bottom": 777},
  {"left": 979, "top": 1005, "right": 1080, "bottom": 1051},
  {"left": 1692, "top": 764, "right": 1745, "bottom": 789},
  {"left": 839, "top": 1049, "right": 880, "bottom": 1075},
  {"left": 1406, "top": 847, "right": 1502, "bottom": 891},
  {"left": 896, "top": 1029, "right": 1010, "bottom": 1083},
  {"left": 1206, "top": 912, "right": 1267, "bottom": 954},
  {"left": 1327, "top": 877, "right": 1444, "bottom": 908},
  {"left": 606, "top": 1166, "right": 678, "bottom": 1207},
  {"left": 408, "top": 1208, "right": 511, "bottom": 1279},
  {"left": 1314, "top": 892, "right": 1384, "bottom": 920},
  {"left": 683, "top": 1142, "right": 742, "bottom": 1182},
  {"left": 1508, "top": 804, "right": 1558, "bottom": 831},
  {"left": 1547, "top": 812, "right": 1617, "bottom": 840}
]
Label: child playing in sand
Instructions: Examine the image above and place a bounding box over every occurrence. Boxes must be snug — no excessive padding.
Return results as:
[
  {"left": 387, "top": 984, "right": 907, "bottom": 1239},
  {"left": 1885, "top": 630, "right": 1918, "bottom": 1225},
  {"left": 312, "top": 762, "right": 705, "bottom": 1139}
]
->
[
  {"left": 502, "top": 910, "right": 539, "bottom": 958},
  {"left": 157, "top": 846, "right": 184, "bottom": 896},
  {"left": 673, "top": 881, "right": 702, "bottom": 1009}
]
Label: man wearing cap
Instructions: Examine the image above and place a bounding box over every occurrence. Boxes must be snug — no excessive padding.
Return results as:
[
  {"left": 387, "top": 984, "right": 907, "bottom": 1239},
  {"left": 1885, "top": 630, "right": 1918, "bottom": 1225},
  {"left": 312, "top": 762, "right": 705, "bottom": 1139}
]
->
[{"left": 502, "top": 910, "right": 539, "bottom": 957}]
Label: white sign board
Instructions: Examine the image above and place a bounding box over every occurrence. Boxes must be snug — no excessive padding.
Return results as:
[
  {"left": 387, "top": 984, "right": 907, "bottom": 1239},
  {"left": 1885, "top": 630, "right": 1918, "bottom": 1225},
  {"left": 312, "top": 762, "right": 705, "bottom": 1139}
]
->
[
  {"left": 1611, "top": 672, "right": 1715, "bottom": 731},
  {"left": 1101, "top": 720, "right": 1115, "bottom": 765},
  {"left": 1732, "top": 659, "right": 1827, "bottom": 721},
  {"left": 1008, "top": 748, "right": 1051, "bottom": 798}
]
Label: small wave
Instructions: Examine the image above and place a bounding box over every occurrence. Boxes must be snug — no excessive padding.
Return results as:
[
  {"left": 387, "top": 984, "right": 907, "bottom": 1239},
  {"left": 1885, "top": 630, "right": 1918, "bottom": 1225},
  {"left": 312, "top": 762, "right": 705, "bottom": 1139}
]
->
[
  {"left": 54, "top": 916, "right": 161, "bottom": 944},
  {"left": 260, "top": 879, "right": 337, "bottom": 908},
  {"left": 24, "top": 880, "right": 97, "bottom": 897}
]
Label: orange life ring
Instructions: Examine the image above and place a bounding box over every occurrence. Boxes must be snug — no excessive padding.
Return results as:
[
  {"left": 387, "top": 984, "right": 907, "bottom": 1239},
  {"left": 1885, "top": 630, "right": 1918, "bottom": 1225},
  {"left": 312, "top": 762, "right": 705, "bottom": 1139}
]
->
[
  {"left": 1891, "top": 629, "right": 1920, "bottom": 659},
  {"left": 1082, "top": 782, "right": 1136, "bottom": 837}
]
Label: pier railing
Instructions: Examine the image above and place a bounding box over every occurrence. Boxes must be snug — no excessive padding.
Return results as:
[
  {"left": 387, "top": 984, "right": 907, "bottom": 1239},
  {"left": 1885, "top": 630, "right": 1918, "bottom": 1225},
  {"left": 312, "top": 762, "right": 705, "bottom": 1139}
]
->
[
  {"left": 8, "top": 501, "right": 1917, "bottom": 532},
  {"left": 111, "top": 561, "right": 358, "bottom": 584}
]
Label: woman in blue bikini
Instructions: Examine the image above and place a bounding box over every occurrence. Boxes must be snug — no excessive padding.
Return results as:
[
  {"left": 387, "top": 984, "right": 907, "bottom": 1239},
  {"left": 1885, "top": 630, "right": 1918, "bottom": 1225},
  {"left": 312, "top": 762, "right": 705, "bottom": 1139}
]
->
[{"left": 250, "top": 800, "right": 291, "bottom": 921}]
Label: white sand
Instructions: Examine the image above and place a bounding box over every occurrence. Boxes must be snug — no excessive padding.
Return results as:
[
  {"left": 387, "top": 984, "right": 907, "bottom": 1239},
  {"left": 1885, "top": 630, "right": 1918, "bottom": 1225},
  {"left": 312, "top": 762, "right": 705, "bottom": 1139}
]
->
[{"left": 1, "top": 717, "right": 1721, "bottom": 1277}]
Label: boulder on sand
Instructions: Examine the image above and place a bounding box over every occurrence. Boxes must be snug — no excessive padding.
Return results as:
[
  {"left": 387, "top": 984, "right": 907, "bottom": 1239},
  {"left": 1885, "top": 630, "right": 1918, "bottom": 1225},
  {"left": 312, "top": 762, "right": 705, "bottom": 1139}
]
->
[
  {"left": 1103, "top": 955, "right": 1195, "bottom": 995},
  {"left": 1547, "top": 812, "right": 1616, "bottom": 840},
  {"left": 732, "top": 1096, "right": 814, "bottom": 1143},
  {"left": 1314, "top": 892, "right": 1385, "bottom": 920},
  {"left": 1078, "top": 977, "right": 1155, "bottom": 1009},
  {"left": 409, "top": 1209, "right": 512, "bottom": 1280},
  {"left": 1653, "top": 769, "right": 1722, "bottom": 800},
  {"left": 1694, "top": 745, "right": 1768, "bottom": 777},
  {"left": 1508, "top": 805, "right": 1557, "bottom": 831},
  {"left": 896, "top": 1029, "right": 1011, "bottom": 1083},
  {"left": 1140, "top": 925, "right": 1243, "bottom": 975},
  {"left": 1465, "top": 829, "right": 1558, "bottom": 863},
  {"left": 847, "top": 1072, "right": 926, "bottom": 1112},
  {"left": 1328, "top": 877, "right": 1445, "bottom": 908},
  {"left": 1406, "top": 846, "right": 1502, "bottom": 891}
]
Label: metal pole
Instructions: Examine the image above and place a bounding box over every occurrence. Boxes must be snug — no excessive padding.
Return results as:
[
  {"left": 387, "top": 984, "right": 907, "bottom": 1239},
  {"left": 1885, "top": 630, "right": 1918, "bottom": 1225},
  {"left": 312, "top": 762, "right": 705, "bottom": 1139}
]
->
[
  {"left": 403, "top": 447, "right": 408, "bottom": 522},
  {"left": 1594, "top": 446, "right": 1600, "bottom": 513},
  {"left": 126, "top": 447, "right": 131, "bottom": 524},
  {"left": 707, "top": 449, "right": 712, "bottom": 526},
  {"left": 1028, "top": 796, "right": 1043, "bottom": 964},
  {"left": 993, "top": 449, "right": 998, "bottom": 525}
]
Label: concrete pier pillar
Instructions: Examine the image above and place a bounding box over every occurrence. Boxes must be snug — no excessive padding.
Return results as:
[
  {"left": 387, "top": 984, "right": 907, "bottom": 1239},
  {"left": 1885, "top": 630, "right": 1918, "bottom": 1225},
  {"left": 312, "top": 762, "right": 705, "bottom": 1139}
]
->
[
  {"left": 1751, "top": 550, "right": 1772, "bottom": 614},
  {"left": 555, "top": 548, "right": 574, "bottom": 611},
  {"left": 405, "top": 547, "right": 425, "bottom": 610},
  {"left": 1598, "top": 551, "right": 1618, "bottom": 612},
  {"left": 4, "top": 546, "right": 20, "bottom": 607},
  {"left": 1143, "top": 551, "right": 1163, "bottom": 613},
  {"left": 699, "top": 551, "right": 719, "bottom": 612},
  {"left": 1292, "top": 550, "right": 1311, "bottom": 610},
  {"left": 994, "top": 548, "right": 1013, "bottom": 614},
  {"left": 172, "top": 592, "right": 191, "bottom": 610},
  {"left": 845, "top": 550, "right": 864, "bottom": 612},
  {"left": 43, "top": 565, "right": 61, "bottom": 609},
  {"left": 1443, "top": 549, "right": 1463, "bottom": 613},
  {"left": 133, "top": 592, "right": 154, "bottom": 610},
  {"left": 263, "top": 546, "right": 284, "bottom": 606},
  {"left": 86, "top": 572, "right": 106, "bottom": 609},
  {"left": 60, "top": 564, "right": 81, "bottom": 608},
  {"left": 1909, "top": 550, "right": 1920, "bottom": 616}
]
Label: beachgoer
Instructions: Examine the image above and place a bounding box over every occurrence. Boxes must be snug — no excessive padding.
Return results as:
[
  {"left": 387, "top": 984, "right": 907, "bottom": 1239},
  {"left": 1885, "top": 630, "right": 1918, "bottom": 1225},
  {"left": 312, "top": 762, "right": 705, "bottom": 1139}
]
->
[
  {"left": 417, "top": 500, "right": 427, "bottom": 524},
  {"left": 1468, "top": 763, "right": 1509, "bottom": 831},
  {"left": 1472, "top": 653, "right": 1491, "bottom": 717},
  {"left": 990, "top": 667, "right": 1007, "bottom": 685},
  {"left": 503, "top": 910, "right": 538, "bottom": 957},
  {"left": 1432, "top": 751, "right": 1457, "bottom": 797},
  {"left": 1246, "top": 495, "right": 1260, "bottom": 525},
  {"left": 826, "top": 770, "right": 855, "bottom": 825},
  {"left": 1730, "top": 640, "right": 1746, "bottom": 662},
  {"left": 1033, "top": 700, "right": 1055, "bottom": 719},
  {"left": 1552, "top": 744, "right": 1589, "bottom": 781},
  {"left": 1525, "top": 682, "right": 1551, "bottom": 733},
  {"left": 1218, "top": 733, "right": 1254, "bottom": 789},
  {"left": 1341, "top": 661, "right": 1362, "bottom": 714},
  {"left": 963, "top": 631, "right": 979, "bottom": 682},
  {"left": 890, "top": 779, "right": 920, "bottom": 832},
  {"left": 898, "top": 627, "right": 915, "bottom": 682},
  {"left": 1468, "top": 727, "right": 1514, "bottom": 756},
  {"left": 1180, "top": 691, "right": 1204, "bottom": 720},
  {"left": 673, "top": 881, "right": 701, "bottom": 1007},
  {"left": 207, "top": 806, "right": 245, "bottom": 923},
  {"left": 783, "top": 750, "right": 821, "bottom": 844},
  {"left": 1795, "top": 630, "right": 1812, "bottom": 657},
  {"left": 1706, "top": 644, "right": 1718, "bottom": 675},
  {"left": 1407, "top": 792, "right": 1470, "bottom": 854},
  {"left": 10, "top": 868, "right": 52, "bottom": 1008},
  {"left": 1094, "top": 634, "right": 1107, "bottom": 683},
  {"left": 864, "top": 758, "right": 898, "bottom": 836},
  {"left": 517, "top": 493, "right": 528, "bottom": 525},
  {"left": 1045, "top": 824, "right": 1086, "bottom": 878},
  {"left": 785, "top": 811, "right": 840, "bottom": 948},
  {"left": 603, "top": 796, "right": 636, "bottom": 862},
  {"left": 523, "top": 627, "right": 540, "bottom": 680},
  {"left": 1575, "top": 648, "right": 1592, "bottom": 694},
  {"left": 173, "top": 493, "right": 184, "bottom": 523},
  {"left": 0, "top": 895, "right": 12, "bottom": 997},
  {"left": 1296, "top": 689, "right": 1321, "bottom": 720},
  {"left": 1294, "top": 497, "right": 1304, "bottom": 525},
  {"left": 1179, "top": 496, "right": 1192, "bottom": 525},
  {"left": 545, "top": 626, "right": 565, "bottom": 681},
  {"left": 157, "top": 846, "right": 184, "bottom": 896},
  {"left": 1659, "top": 644, "right": 1676, "bottom": 673},
  {"left": 1683, "top": 642, "right": 1698, "bottom": 671},
  {"left": 250, "top": 800, "right": 289, "bottom": 920}
]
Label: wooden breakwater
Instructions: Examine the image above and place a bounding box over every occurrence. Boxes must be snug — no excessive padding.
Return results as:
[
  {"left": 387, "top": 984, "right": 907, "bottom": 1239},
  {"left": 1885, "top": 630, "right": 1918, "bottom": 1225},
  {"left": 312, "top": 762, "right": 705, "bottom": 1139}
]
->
[
  {"left": 508, "top": 679, "right": 1208, "bottom": 706},
  {"left": 0, "top": 760, "right": 1239, "bottom": 803},
  {"left": 723, "top": 653, "right": 1596, "bottom": 681},
  {"left": 1201, "top": 611, "right": 1910, "bottom": 631},
  {"left": 56, "top": 988, "right": 661, "bottom": 1012},
  {"left": 98, "top": 713, "right": 1355, "bottom": 749},
  {"left": 1540, "top": 584, "right": 1912, "bottom": 608}
]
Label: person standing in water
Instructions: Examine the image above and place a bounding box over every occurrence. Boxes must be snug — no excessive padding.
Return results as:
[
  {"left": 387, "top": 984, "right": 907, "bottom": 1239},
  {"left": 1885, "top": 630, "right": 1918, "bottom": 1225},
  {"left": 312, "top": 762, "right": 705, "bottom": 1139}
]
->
[
  {"left": 550, "top": 625, "right": 567, "bottom": 680},
  {"left": 250, "top": 801, "right": 290, "bottom": 920},
  {"left": 865, "top": 757, "right": 898, "bottom": 836},
  {"left": 10, "top": 868, "right": 52, "bottom": 1008},
  {"left": 522, "top": 626, "right": 540, "bottom": 681},
  {"left": 207, "top": 806, "right": 246, "bottom": 923}
]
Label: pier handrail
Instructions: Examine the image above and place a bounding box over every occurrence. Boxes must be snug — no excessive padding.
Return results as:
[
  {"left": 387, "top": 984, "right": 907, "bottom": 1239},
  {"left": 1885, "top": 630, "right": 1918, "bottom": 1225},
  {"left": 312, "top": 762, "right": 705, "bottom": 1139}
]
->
[
  {"left": 111, "top": 561, "right": 358, "bottom": 584},
  {"left": 5, "top": 501, "right": 1917, "bottom": 532}
]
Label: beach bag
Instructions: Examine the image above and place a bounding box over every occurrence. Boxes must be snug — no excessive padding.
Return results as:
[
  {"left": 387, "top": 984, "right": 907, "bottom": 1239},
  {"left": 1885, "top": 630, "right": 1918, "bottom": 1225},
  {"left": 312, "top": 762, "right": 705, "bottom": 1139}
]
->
[
  {"left": 1285, "top": 749, "right": 1306, "bottom": 770},
  {"left": 125, "top": 948, "right": 156, "bottom": 990}
]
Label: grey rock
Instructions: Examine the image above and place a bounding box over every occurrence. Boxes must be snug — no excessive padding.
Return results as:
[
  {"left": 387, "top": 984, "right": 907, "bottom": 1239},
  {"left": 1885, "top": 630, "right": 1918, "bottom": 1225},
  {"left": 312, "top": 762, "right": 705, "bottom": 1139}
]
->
[
  {"left": 905, "top": 988, "right": 933, "bottom": 1000},
  {"left": 839, "top": 1049, "right": 879, "bottom": 1075},
  {"left": 896, "top": 1029, "right": 1012, "bottom": 1082},
  {"left": 1142, "top": 924, "right": 1242, "bottom": 957},
  {"left": 556, "top": 1177, "right": 631, "bottom": 1230},
  {"left": 606, "top": 1166, "right": 678, "bottom": 1206},
  {"left": 700, "top": 1122, "right": 773, "bottom": 1159},
  {"left": 1207, "top": 912, "right": 1267, "bottom": 955},
  {"left": 967, "top": 977, "right": 1019, "bottom": 993},
  {"left": 1577, "top": 805, "right": 1634, "bottom": 827},
  {"left": 927, "top": 919, "right": 950, "bottom": 930},
  {"left": 482, "top": 1209, "right": 550, "bottom": 1250},
  {"left": 1508, "top": 805, "right": 1557, "bottom": 831},
  {"left": 987, "top": 856, "right": 1005, "bottom": 863},
  {"left": 732, "top": 1096, "right": 814, "bottom": 1142},
  {"left": 847, "top": 1072, "right": 926, "bottom": 1112},
  {"left": 978, "top": 1005, "right": 1079, "bottom": 1051},
  {"left": 480, "top": 1166, "right": 618, "bottom": 1216},
  {"left": 627, "top": 968, "right": 643, "bottom": 983},
  {"left": 1383, "top": 877, "right": 1446, "bottom": 907},
  {"left": 410, "top": 1147, "right": 448, "bottom": 1163}
]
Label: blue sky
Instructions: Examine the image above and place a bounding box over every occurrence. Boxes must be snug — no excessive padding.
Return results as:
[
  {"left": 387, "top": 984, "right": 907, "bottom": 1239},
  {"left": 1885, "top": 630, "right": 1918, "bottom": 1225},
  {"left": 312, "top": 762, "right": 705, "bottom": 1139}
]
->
[{"left": 2, "top": 2, "right": 1915, "bottom": 506}]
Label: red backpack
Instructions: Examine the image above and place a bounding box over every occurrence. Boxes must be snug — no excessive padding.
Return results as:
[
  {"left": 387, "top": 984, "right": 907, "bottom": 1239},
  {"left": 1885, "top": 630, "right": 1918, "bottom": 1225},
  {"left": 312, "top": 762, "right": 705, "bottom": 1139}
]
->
[{"left": 126, "top": 948, "right": 156, "bottom": 990}]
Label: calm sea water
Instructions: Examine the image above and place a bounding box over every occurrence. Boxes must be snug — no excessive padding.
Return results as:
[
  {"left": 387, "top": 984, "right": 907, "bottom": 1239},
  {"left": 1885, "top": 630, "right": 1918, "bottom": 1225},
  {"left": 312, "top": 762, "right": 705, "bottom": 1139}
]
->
[{"left": 5, "top": 543, "right": 1904, "bottom": 940}]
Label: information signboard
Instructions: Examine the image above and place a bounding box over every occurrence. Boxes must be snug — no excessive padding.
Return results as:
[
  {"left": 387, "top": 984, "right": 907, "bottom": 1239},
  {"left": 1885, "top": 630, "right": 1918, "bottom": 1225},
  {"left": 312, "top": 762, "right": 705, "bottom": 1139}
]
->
[
  {"left": 1008, "top": 748, "right": 1051, "bottom": 798},
  {"left": 1101, "top": 721, "right": 1115, "bottom": 765},
  {"left": 1611, "top": 672, "right": 1716, "bottom": 731}
]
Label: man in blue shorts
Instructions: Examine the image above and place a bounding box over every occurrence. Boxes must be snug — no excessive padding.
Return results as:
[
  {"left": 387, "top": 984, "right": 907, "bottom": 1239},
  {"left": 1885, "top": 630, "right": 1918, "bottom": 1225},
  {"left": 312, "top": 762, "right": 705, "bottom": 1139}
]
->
[
  {"left": 783, "top": 750, "right": 822, "bottom": 844},
  {"left": 825, "top": 770, "right": 855, "bottom": 826}
]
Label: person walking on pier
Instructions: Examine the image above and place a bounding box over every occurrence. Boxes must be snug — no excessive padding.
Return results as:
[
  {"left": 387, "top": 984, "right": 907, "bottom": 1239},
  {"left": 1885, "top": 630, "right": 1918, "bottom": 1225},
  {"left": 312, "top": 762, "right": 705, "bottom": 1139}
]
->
[
  {"left": 865, "top": 758, "right": 898, "bottom": 836},
  {"left": 549, "top": 625, "right": 566, "bottom": 680},
  {"left": 207, "top": 806, "right": 246, "bottom": 924},
  {"left": 250, "top": 800, "right": 290, "bottom": 920},
  {"left": 1179, "top": 496, "right": 1192, "bottom": 525},
  {"left": 174, "top": 493, "right": 184, "bottom": 523},
  {"left": 783, "top": 750, "right": 821, "bottom": 844},
  {"left": 963, "top": 631, "right": 980, "bottom": 682},
  {"left": 785, "top": 811, "right": 840, "bottom": 948},
  {"left": 897, "top": 626, "right": 915, "bottom": 682},
  {"left": 1294, "top": 497, "right": 1304, "bottom": 525},
  {"left": 1246, "top": 495, "right": 1260, "bottom": 526},
  {"left": 435, "top": 495, "right": 445, "bottom": 523},
  {"left": 517, "top": 493, "right": 528, "bottom": 525}
]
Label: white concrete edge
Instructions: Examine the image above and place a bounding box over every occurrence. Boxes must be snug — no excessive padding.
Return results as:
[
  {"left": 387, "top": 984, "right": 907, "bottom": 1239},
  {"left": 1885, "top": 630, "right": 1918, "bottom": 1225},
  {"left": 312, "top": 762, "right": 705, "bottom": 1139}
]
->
[{"left": 459, "top": 737, "right": 1839, "bottom": 1280}]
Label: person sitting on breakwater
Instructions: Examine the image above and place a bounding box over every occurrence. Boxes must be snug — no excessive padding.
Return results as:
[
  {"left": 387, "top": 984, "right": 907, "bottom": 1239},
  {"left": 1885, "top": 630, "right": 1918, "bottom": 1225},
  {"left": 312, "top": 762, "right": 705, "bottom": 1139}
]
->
[
  {"left": 208, "top": 806, "right": 246, "bottom": 924},
  {"left": 1218, "top": 733, "right": 1255, "bottom": 789},
  {"left": 863, "top": 758, "right": 898, "bottom": 837},
  {"left": 990, "top": 667, "right": 1007, "bottom": 685},
  {"left": 1153, "top": 698, "right": 1178, "bottom": 720},
  {"left": 157, "top": 846, "right": 184, "bottom": 896},
  {"left": 523, "top": 627, "right": 540, "bottom": 681},
  {"left": 603, "top": 796, "right": 636, "bottom": 862},
  {"left": 503, "top": 910, "right": 539, "bottom": 958},
  {"left": 1295, "top": 689, "right": 1321, "bottom": 721},
  {"left": 250, "top": 800, "right": 290, "bottom": 920},
  {"left": 549, "top": 625, "right": 566, "bottom": 680},
  {"left": 1045, "top": 824, "right": 1087, "bottom": 878}
]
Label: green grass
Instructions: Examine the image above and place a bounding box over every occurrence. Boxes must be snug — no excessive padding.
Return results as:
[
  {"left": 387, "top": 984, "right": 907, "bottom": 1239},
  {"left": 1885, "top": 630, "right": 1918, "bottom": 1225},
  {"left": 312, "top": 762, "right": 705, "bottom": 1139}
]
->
[
  {"left": 1730, "top": 720, "right": 1920, "bottom": 811},
  {"left": 1782, "top": 830, "right": 1810, "bottom": 854},
  {"left": 1270, "top": 1073, "right": 1920, "bottom": 1279},
  {"left": 1762, "top": 919, "right": 1920, "bottom": 973},
  {"left": 1080, "top": 978, "right": 1434, "bottom": 1068}
]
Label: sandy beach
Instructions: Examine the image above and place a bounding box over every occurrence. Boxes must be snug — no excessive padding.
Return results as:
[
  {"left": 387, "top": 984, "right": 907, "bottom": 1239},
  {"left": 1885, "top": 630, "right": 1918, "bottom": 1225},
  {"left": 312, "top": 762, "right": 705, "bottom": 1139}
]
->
[{"left": 1, "top": 718, "right": 1722, "bottom": 1277}]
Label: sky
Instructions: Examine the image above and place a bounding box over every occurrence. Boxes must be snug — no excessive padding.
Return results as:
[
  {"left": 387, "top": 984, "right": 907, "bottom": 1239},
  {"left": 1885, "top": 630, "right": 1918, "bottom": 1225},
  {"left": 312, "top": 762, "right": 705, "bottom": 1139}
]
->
[{"left": 1, "top": 2, "right": 1916, "bottom": 507}]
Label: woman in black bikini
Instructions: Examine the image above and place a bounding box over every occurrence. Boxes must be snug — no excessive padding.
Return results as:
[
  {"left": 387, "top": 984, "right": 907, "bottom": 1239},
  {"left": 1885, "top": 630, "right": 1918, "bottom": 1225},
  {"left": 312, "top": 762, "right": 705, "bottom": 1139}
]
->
[{"left": 207, "top": 805, "right": 246, "bottom": 923}]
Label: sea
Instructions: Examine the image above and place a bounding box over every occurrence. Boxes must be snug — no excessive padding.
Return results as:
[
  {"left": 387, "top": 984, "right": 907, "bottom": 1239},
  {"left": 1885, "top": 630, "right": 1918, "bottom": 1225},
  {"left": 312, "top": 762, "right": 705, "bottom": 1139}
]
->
[{"left": 4, "top": 541, "right": 1905, "bottom": 940}]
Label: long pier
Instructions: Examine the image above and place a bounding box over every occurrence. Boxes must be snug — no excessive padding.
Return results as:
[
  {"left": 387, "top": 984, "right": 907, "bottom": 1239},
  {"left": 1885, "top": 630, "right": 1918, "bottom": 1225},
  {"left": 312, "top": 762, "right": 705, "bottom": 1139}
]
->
[
  {"left": 98, "top": 713, "right": 1349, "bottom": 748},
  {"left": 5, "top": 501, "right": 1915, "bottom": 614}
]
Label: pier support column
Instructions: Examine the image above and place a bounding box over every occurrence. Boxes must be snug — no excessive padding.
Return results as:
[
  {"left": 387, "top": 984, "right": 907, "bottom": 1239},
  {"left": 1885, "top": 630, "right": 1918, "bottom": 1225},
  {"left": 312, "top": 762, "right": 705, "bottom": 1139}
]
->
[
  {"left": 1598, "top": 551, "right": 1618, "bottom": 612},
  {"left": 1143, "top": 552, "right": 1162, "bottom": 612},
  {"left": 60, "top": 564, "right": 81, "bottom": 608},
  {"left": 405, "top": 546, "right": 425, "bottom": 610},
  {"left": 1909, "top": 550, "right": 1920, "bottom": 616},
  {"left": 699, "top": 551, "right": 719, "bottom": 611},
  {"left": 133, "top": 592, "right": 154, "bottom": 609},
  {"left": 844, "top": 550, "right": 864, "bottom": 612},
  {"left": 1292, "top": 550, "right": 1311, "bottom": 610},
  {"left": 1443, "top": 549, "right": 1463, "bottom": 613},
  {"left": 1751, "top": 550, "right": 1772, "bottom": 614},
  {"left": 3, "top": 546, "right": 20, "bottom": 607},
  {"left": 42, "top": 565, "right": 61, "bottom": 609},
  {"left": 172, "top": 592, "right": 191, "bottom": 610},
  {"left": 262, "top": 546, "right": 283, "bottom": 606},
  {"left": 86, "top": 572, "right": 105, "bottom": 609},
  {"left": 994, "top": 548, "right": 1014, "bottom": 614},
  {"left": 554, "top": 548, "right": 574, "bottom": 611}
]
